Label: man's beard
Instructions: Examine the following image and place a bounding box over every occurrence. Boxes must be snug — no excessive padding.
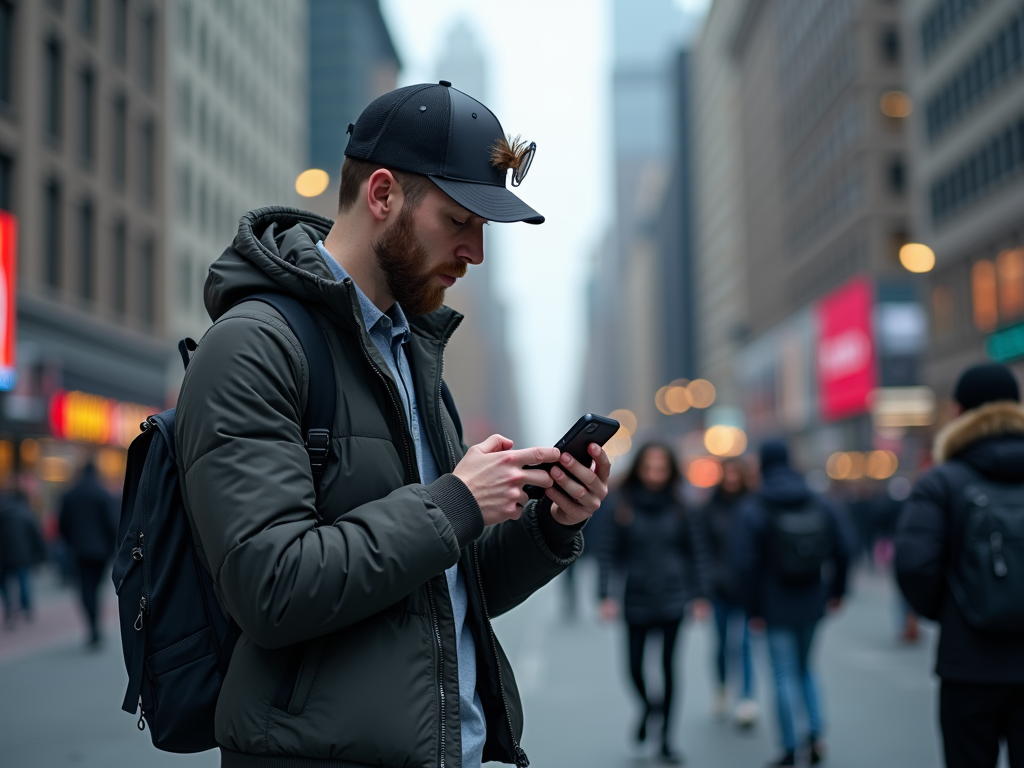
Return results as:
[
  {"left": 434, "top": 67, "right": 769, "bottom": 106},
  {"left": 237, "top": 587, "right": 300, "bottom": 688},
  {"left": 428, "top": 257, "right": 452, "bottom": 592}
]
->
[{"left": 373, "top": 206, "right": 467, "bottom": 316}]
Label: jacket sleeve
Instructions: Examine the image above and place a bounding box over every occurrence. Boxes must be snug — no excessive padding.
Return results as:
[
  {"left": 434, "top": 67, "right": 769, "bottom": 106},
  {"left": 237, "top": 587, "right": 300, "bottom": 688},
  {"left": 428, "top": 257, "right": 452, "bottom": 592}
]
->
[
  {"left": 176, "top": 310, "right": 465, "bottom": 649},
  {"left": 472, "top": 499, "right": 583, "bottom": 619},
  {"left": 894, "top": 468, "right": 949, "bottom": 621},
  {"left": 732, "top": 499, "right": 765, "bottom": 619}
]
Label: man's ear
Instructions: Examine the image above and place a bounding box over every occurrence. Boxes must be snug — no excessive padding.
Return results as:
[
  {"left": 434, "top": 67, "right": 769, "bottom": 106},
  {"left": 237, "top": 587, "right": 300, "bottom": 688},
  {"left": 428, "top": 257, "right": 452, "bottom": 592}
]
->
[{"left": 365, "top": 169, "right": 402, "bottom": 223}]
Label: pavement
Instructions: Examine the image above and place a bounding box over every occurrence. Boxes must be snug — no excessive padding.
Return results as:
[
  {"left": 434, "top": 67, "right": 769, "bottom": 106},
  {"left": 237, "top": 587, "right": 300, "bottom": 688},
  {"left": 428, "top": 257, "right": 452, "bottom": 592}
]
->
[{"left": 0, "top": 560, "right": 967, "bottom": 768}]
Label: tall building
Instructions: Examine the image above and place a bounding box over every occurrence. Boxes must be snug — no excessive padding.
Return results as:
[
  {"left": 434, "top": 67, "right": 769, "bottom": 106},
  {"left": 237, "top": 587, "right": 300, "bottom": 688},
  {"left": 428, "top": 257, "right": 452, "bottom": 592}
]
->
[
  {"left": 433, "top": 19, "right": 521, "bottom": 443},
  {"left": 691, "top": 0, "right": 749, "bottom": 413},
  {"left": 166, "top": 0, "right": 308, "bottom": 391},
  {"left": 581, "top": 0, "right": 700, "bottom": 433},
  {"left": 301, "top": 0, "right": 400, "bottom": 218},
  {"left": 0, "top": 0, "right": 168, "bottom": 495},
  {"left": 725, "top": 0, "right": 926, "bottom": 467},
  {"left": 903, "top": 0, "right": 1024, "bottom": 397}
]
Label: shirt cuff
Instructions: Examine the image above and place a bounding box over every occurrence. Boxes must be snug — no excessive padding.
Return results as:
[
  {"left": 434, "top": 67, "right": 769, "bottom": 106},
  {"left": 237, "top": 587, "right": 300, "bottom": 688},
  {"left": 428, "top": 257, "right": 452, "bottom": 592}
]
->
[{"left": 426, "top": 474, "right": 484, "bottom": 549}]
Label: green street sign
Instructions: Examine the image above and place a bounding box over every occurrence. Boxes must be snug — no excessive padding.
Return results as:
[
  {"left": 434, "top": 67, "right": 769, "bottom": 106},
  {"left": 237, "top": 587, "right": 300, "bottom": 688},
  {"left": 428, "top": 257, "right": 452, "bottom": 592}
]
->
[{"left": 987, "top": 322, "right": 1024, "bottom": 363}]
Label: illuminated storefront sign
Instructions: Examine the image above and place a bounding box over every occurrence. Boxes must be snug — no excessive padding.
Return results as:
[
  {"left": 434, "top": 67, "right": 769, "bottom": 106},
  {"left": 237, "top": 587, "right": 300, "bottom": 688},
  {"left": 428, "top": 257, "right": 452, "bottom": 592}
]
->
[
  {"left": 816, "top": 276, "right": 877, "bottom": 422},
  {"left": 49, "top": 391, "right": 155, "bottom": 448},
  {"left": 987, "top": 322, "right": 1024, "bottom": 364},
  {"left": 0, "top": 211, "right": 17, "bottom": 391}
]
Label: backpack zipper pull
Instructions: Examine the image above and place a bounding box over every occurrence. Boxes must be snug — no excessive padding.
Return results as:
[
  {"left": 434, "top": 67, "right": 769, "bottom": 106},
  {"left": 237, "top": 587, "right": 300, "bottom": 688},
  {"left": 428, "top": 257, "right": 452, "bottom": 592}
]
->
[
  {"left": 135, "top": 596, "right": 147, "bottom": 631},
  {"left": 137, "top": 699, "right": 147, "bottom": 731},
  {"left": 131, "top": 532, "right": 145, "bottom": 562}
]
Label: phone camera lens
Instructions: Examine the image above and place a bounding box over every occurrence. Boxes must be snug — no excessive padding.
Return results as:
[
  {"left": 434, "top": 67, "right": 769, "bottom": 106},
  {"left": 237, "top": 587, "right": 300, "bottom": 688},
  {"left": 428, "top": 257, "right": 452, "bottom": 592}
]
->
[{"left": 585, "top": 423, "right": 599, "bottom": 433}]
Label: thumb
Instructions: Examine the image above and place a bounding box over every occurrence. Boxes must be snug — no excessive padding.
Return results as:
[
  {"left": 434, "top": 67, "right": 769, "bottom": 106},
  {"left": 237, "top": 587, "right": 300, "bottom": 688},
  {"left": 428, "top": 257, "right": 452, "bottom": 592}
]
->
[{"left": 477, "top": 434, "right": 513, "bottom": 454}]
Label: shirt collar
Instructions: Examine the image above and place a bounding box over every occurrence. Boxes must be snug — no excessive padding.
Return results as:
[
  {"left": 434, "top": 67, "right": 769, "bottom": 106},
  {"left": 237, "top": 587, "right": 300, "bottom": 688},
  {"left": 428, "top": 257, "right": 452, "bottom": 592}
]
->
[{"left": 316, "top": 240, "right": 410, "bottom": 344}]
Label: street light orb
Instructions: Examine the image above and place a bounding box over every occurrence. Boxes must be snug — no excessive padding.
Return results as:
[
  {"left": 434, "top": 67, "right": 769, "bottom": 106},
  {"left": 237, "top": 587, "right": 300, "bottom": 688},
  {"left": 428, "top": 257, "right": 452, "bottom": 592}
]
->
[
  {"left": 295, "top": 168, "right": 330, "bottom": 197},
  {"left": 899, "top": 243, "right": 935, "bottom": 273},
  {"left": 880, "top": 90, "right": 913, "bottom": 118}
]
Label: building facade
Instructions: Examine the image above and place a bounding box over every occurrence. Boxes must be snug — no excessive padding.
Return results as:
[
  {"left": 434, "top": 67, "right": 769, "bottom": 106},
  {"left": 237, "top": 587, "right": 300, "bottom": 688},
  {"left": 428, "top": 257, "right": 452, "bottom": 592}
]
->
[
  {"left": 903, "top": 0, "right": 1024, "bottom": 397},
  {"left": 166, "top": 0, "right": 308, "bottom": 390},
  {"left": 726, "top": 0, "right": 927, "bottom": 468},
  {"left": 0, "top": 0, "right": 168, "bottom": 497}
]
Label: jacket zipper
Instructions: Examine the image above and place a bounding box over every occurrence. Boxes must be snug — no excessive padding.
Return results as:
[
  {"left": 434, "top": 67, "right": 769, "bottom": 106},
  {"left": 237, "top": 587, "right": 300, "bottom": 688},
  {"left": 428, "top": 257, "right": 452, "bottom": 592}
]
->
[
  {"left": 344, "top": 280, "right": 447, "bottom": 766},
  {"left": 436, "top": 317, "right": 459, "bottom": 471},
  {"left": 473, "top": 542, "right": 530, "bottom": 768}
]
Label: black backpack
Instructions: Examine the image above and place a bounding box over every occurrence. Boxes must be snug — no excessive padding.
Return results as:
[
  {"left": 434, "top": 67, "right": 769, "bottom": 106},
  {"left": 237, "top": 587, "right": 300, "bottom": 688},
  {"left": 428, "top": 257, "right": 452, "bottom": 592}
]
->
[
  {"left": 767, "top": 499, "right": 835, "bottom": 583},
  {"left": 947, "top": 466, "right": 1024, "bottom": 632},
  {"left": 112, "top": 294, "right": 336, "bottom": 753}
]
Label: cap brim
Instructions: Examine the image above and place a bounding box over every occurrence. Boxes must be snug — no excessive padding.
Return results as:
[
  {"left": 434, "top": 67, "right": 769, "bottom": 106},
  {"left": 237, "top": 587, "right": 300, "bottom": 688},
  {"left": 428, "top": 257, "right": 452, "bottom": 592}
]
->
[{"left": 429, "top": 177, "right": 544, "bottom": 224}]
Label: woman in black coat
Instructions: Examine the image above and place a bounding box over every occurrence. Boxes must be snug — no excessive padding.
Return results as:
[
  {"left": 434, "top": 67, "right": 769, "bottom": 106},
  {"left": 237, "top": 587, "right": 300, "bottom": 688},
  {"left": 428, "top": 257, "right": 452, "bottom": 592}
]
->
[{"left": 598, "top": 443, "right": 711, "bottom": 764}]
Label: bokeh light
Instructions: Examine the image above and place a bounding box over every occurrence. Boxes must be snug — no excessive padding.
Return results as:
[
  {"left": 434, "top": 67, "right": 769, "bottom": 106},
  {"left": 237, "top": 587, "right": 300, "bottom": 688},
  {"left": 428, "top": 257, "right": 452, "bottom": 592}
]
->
[
  {"left": 295, "top": 168, "right": 330, "bottom": 197},
  {"left": 608, "top": 408, "right": 638, "bottom": 436},
  {"left": 703, "top": 425, "right": 748, "bottom": 457},
  {"left": 899, "top": 243, "right": 936, "bottom": 273},
  {"left": 827, "top": 450, "right": 898, "bottom": 481},
  {"left": 687, "top": 456, "right": 723, "bottom": 488},
  {"left": 880, "top": 90, "right": 913, "bottom": 118},
  {"left": 687, "top": 379, "right": 716, "bottom": 408}
]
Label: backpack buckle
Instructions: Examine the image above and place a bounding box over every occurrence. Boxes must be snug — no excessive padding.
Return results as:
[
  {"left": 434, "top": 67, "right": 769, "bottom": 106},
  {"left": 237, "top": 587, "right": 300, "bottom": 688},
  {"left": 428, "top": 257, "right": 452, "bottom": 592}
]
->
[{"left": 305, "top": 429, "right": 331, "bottom": 472}]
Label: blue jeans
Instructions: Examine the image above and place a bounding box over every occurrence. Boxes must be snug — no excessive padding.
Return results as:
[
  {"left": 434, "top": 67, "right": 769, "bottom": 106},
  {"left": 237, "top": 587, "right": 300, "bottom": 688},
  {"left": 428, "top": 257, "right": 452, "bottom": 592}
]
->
[
  {"left": 766, "top": 622, "right": 825, "bottom": 752},
  {"left": 0, "top": 566, "right": 32, "bottom": 620},
  {"left": 713, "top": 598, "right": 753, "bottom": 698}
]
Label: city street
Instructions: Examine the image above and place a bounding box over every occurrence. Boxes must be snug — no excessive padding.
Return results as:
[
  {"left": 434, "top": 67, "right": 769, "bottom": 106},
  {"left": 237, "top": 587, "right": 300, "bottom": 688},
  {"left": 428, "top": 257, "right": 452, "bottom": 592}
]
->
[{"left": 0, "top": 560, "right": 951, "bottom": 768}]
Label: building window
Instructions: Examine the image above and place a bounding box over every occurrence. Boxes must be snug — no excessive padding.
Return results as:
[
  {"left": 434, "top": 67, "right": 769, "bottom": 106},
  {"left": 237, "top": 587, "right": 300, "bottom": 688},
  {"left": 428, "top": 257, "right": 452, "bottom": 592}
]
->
[
  {"left": 0, "top": 0, "right": 13, "bottom": 108},
  {"left": 179, "top": 252, "right": 191, "bottom": 309},
  {"left": 78, "top": 0, "right": 95, "bottom": 37},
  {"left": 112, "top": 93, "right": 127, "bottom": 189},
  {"left": 0, "top": 152, "right": 11, "bottom": 212},
  {"left": 177, "top": 80, "right": 191, "bottom": 135},
  {"left": 921, "top": 0, "right": 995, "bottom": 61},
  {"left": 112, "top": 0, "right": 127, "bottom": 67},
  {"left": 140, "top": 236, "right": 155, "bottom": 327},
  {"left": 140, "top": 9, "right": 156, "bottom": 91},
  {"left": 931, "top": 113, "right": 1024, "bottom": 225},
  {"left": 44, "top": 179, "right": 62, "bottom": 289},
  {"left": 140, "top": 118, "right": 155, "bottom": 207},
  {"left": 881, "top": 26, "right": 900, "bottom": 65},
  {"left": 78, "top": 66, "right": 95, "bottom": 168},
  {"left": 998, "top": 247, "right": 1024, "bottom": 321},
  {"left": 112, "top": 218, "right": 127, "bottom": 316},
  {"left": 178, "top": 2, "right": 191, "bottom": 51},
  {"left": 888, "top": 158, "right": 906, "bottom": 195},
  {"left": 177, "top": 163, "right": 191, "bottom": 219},
  {"left": 932, "top": 285, "right": 954, "bottom": 338},
  {"left": 972, "top": 259, "right": 998, "bottom": 331},
  {"left": 79, "top": 198, "right": 94, "bottom": 302},
  {"left": 44, "top": 38, "right": 63, "bottom": 142}
]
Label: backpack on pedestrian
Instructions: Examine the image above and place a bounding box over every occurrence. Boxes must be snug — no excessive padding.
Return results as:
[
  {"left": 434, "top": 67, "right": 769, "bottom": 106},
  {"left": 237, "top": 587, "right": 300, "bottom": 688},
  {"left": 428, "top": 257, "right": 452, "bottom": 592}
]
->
[
  {"left": 111, "top": 294, "right": 336, "bottom": 753},
  {"left": 946, "top": 465, "right": 1024, "bottom": 633},
  {"left": 766, "top": 500, "right": 835, "bottom": 583}
]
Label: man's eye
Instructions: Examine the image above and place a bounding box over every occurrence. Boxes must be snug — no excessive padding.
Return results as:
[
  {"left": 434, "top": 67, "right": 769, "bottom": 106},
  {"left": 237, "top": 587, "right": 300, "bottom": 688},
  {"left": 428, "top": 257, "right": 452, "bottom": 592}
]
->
[{"left": 450, "top": 217, "right": 466, "bottom": 227}]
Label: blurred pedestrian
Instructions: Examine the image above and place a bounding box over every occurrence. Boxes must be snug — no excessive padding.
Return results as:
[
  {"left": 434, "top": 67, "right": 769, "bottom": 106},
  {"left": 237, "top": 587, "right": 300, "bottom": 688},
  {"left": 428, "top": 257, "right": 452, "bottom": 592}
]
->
[
  {"left": 0, "top": 477, "right": 47, "bottom": 629},
  {"left": 696, "top": 458, "right": 758, "bottom": 727},
  {"left": 58, "top": 461, "right": 117, "bottom": 648},
  {"left": 896, "top": 363, "right": 1024, "bottom": 768},
  {"left": 598, "top": 442, "right": 711, "bottom": 764},
  {"left": 734, "top": 439, "right": 850, "bottom": 767}
]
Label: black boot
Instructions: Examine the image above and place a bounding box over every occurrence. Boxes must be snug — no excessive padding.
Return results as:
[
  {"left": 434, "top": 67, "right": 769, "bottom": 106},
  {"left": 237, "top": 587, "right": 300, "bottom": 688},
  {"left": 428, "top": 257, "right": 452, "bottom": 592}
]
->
[
  {"left": 635, "top": 702, "right": 651, "bottom": 743},
  {"left": 765, "top": 752, "right": 796, "bottom": 767},
  {"left": 658, "top": 741, "right": 685, "bottom": 765}
]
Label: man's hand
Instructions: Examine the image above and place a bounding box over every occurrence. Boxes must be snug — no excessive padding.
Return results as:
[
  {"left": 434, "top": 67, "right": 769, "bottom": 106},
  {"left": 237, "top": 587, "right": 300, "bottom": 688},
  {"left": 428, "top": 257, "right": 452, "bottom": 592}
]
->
[
  {"left": 452, "top": 435, "right": 560, "bottom": 527},
  {"left": 599, "top": 598, "right": 620, "bottom": 623},
  {"left": 546, "top": 443, "right": 612, "bottom": 526}
]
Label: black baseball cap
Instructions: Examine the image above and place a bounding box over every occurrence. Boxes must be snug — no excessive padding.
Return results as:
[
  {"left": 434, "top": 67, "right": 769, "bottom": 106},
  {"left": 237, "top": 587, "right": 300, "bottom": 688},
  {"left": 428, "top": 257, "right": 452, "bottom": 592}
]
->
[{"left": 344, "top": 82, "right": 544, "bottom": 224}]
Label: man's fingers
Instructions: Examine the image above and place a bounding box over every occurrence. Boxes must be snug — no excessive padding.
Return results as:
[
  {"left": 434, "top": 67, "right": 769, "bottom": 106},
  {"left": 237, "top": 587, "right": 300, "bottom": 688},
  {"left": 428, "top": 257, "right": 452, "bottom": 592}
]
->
[
  {"left": 508, "top": 445, "right": 560, "bottom": 467},
  {"left": 556, "top": 452, "right": 597, "bottom": 487},
  {"left": 522, "top": 469, "right": 554, "bottom": 488},
  {"left": 550, "top": 466, "right": 589, "bottom": 504},
  {"left": 477, "top": 434, "right": 513, "bottom": 454},
  {"left": 590, "top": 443, "right": 612, "bottom": 482}
]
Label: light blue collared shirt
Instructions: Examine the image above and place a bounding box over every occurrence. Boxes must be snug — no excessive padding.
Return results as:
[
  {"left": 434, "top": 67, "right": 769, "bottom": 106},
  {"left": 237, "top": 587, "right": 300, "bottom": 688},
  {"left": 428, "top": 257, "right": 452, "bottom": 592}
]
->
[{"left": 316, "top": 241, "right": 486, "bottom": 768}]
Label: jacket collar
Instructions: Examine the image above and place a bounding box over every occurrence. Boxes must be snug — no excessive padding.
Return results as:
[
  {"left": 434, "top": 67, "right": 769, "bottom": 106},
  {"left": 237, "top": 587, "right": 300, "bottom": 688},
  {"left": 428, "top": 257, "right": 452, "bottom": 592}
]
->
[{"left": 933, "top": 400, "right": 1024, "bottom": 463}]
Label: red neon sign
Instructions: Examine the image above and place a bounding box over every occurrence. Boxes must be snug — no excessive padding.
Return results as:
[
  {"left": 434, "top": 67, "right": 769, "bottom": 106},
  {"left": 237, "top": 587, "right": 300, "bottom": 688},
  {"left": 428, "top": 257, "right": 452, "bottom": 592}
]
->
[
  {"left": 0, "top": 211, "right": 16, "bottom": 390},
  {"left": 816, "top": 277, "right": 877, "bottom": 422}
]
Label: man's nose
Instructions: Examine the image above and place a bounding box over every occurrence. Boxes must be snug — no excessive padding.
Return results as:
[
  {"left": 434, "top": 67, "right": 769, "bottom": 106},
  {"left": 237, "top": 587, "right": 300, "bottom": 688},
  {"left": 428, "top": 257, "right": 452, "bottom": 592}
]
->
[{"left": 459, "top": 232, "right": 485, "bottom": 265}]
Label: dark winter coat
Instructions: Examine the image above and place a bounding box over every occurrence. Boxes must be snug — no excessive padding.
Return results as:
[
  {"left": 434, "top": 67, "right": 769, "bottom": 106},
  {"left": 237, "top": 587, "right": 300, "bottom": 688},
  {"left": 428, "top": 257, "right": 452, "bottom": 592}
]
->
[
  {"left": 895, "top": 400, "right": 1024, "bottom": 684},
  {"left": 175, "top": 207, "right": 581, "bottom": 768},
  {"left": 597, "top": 486, "right": 711, "bottom": 625},
  {"left": 58, "top": 467, "right": 117, "bottom": 563},
  {"left": 0, "top": 494, "right": 46, "bottom": 571},
  {"left": 695, "top": 487, "right": 746, "bottom": 604},
  {"left": 733, "top": 467, "right": 850, "bottom": 627}
]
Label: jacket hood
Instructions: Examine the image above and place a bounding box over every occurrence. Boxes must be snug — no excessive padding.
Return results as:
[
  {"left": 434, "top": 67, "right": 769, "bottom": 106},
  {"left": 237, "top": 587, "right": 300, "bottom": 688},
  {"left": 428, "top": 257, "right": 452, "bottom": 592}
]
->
[
  {"left": 205, "top": 207, "right": 461, "bottom": 340},
  {"left": 758, "top": 466, "right": 812, "bottom": 507},
  {"left": 933, "top": 400, "right": 1024, "bottom": 481}
]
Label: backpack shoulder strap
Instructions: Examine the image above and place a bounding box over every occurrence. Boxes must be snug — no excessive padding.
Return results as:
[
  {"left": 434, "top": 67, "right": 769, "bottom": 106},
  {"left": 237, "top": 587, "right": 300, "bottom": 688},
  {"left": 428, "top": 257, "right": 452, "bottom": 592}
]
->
[{"left": 242, "top": 293, "right": 336, "bottom": 497}]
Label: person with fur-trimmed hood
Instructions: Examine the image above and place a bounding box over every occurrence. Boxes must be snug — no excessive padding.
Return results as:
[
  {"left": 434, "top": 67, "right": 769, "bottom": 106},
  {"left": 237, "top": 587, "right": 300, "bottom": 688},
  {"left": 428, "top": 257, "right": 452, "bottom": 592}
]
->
[{"left": 896, "top": 363, "right": 1024, "bottom": 768}]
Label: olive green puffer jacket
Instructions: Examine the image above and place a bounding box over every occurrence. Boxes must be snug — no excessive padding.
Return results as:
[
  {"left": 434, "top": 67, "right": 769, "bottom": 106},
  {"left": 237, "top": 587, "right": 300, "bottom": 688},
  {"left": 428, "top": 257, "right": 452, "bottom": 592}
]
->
[{"left": 175, "top": 208, "right": 582, "bottom": 768}]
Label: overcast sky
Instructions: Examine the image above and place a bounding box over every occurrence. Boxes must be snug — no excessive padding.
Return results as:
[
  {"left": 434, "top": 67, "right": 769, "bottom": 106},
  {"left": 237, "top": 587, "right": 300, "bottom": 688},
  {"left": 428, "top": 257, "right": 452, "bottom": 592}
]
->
[{"left": 380, "top": 0, "right": 710, "bottom": 446}]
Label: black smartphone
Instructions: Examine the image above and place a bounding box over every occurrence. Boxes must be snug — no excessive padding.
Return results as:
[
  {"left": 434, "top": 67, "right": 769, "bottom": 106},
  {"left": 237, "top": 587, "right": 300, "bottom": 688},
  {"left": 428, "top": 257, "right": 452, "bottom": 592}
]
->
[{"left": 524, "top": 414, "right": 621, "bottom": 500}]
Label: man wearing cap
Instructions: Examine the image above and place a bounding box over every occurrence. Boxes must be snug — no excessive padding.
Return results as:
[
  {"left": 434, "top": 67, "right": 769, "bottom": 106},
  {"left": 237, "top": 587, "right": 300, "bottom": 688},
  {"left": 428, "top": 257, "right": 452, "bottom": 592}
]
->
[
  {"left": 175, "top": 83, "right": 609, "bottom": 768},
  {"left": 896, "top": 363, "right": 1024, "bottom": 768}
]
